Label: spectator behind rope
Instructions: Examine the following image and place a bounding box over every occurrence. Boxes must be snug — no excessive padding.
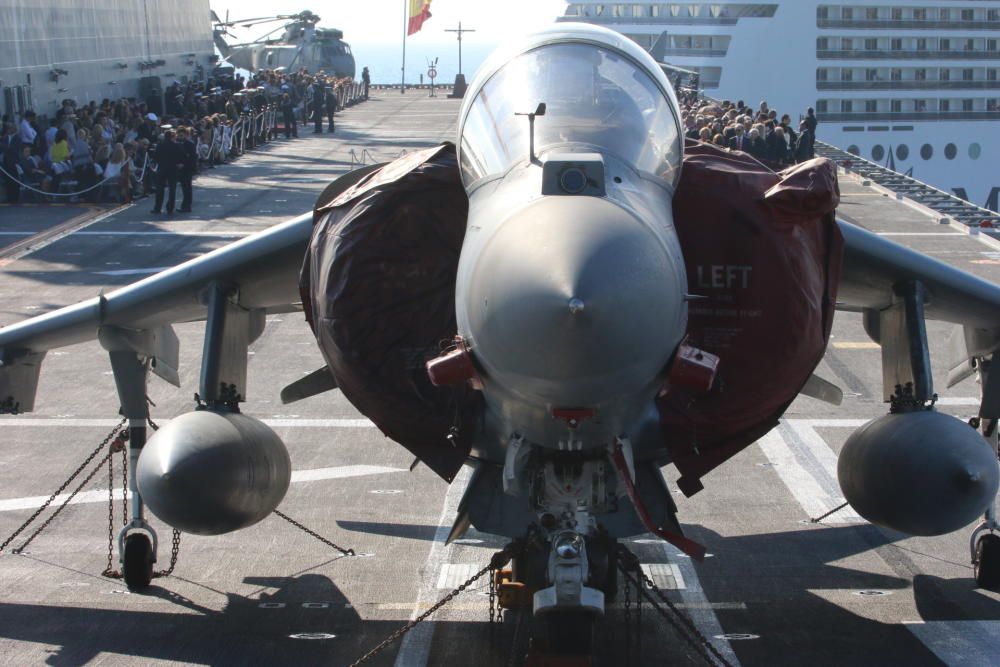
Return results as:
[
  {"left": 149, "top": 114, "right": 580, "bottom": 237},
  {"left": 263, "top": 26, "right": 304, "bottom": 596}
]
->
[{"left": 103, "top": 142, "right": 131, "bottom": 203}]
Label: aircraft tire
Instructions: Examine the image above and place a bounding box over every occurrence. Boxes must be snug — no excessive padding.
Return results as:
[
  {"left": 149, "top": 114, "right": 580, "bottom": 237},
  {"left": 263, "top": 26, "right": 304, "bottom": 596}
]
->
[
  {"left": 974, "top": 533, "right": 1000, "bottom": 591},
  {"left": 123, "top": 533, "right": 154, "bottom": 591}
]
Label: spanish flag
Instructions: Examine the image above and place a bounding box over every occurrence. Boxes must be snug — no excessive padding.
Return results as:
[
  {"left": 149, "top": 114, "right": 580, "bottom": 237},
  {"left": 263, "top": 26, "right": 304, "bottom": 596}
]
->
[{"left": 407, "top": 0, "right": 433, "bottom": 36}]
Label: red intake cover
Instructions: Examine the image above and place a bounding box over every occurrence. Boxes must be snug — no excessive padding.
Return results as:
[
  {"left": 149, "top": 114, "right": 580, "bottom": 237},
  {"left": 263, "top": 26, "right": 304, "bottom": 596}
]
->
[{"left": 661, "top": 141, "right": 844, "bottom": 496}]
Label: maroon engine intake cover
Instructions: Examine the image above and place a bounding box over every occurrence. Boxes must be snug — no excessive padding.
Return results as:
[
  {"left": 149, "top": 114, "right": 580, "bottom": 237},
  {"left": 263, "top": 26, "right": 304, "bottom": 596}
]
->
[{"left": 661, "top": 140, "right": 844, "bottom": 496}]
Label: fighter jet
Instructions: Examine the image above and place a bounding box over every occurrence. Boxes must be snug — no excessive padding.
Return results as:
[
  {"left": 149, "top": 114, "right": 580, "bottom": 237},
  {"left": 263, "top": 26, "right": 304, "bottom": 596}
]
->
[{"left": 1, "top": 23, "right": 999, "bottom": 658}]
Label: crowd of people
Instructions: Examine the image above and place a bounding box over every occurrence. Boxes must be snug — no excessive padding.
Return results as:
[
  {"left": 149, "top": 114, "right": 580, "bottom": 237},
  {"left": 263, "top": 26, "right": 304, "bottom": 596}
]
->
[
  {"left": 1, "top": 66, "right": 368, "bottom": 211},
  {"left": 677, "top": 90, "right": 819, "bottom": 168}
]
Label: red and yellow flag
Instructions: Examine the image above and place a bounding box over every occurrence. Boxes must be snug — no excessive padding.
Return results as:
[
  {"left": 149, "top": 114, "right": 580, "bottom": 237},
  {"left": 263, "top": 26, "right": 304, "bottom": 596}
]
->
[{"left": 407, "top": 0, "right": 433, "bottom": 36}]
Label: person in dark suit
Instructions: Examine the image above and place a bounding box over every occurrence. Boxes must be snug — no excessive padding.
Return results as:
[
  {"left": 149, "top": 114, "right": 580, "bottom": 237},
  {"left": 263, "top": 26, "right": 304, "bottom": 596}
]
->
[
  {"left": 795, "top": 120, "right": 815, "bottom": 163},
  {"left": 746, "top": 128, "right": 768, "bottom": 162},
  {"left": 2, "top": 123, "right": 23, "bottom": 203},
  {"left": 150, "top": 129, "right": 183, "bottom": 214},
  {"left": 280, "top": 92, "right": 297, "bottom": 139},
  {"left": 325, "top": 86, "right": 337, "bottom": 133},
  {"left": 311, "top": 81, "right": 325, "bottom": 134},
  {"left": 728, "top": 125, "right": 750, "bottom": 153},
  {"left": 177, "top": 127, "right": 198, "bottom": 212},
  {"left": 804, "top": 107, "right": 818, "bottom": 137}
]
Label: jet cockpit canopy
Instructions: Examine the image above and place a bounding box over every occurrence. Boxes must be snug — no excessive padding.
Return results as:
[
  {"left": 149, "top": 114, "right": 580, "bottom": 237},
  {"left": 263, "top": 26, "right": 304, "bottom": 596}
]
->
[{"left": 458, "top": 24, "right": 683, "bottom": 191}]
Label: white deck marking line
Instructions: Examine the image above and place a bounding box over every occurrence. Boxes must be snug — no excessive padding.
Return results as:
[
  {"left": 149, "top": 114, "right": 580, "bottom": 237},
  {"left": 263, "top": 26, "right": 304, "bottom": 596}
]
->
[
  {"left": 436, "top": 563, "right": 480, "bottom": 589},
  {"left": 935, "top": 397, "right": 980, "bottom": 406},
  {"left": 660, "top": 544, "right": 743, "bottom": 665},
  {"left": 875, "top": 232, "right": 964, "bottom": 237},
  {"left": 394, "top": 466, "right": 472, "bottom": 667},
  {"left": 0, "top": 417, "right": 375, "bottom": 428},
  {"left": 0, "top": 464, "right": 404, "bottom": 513},
  {"left": 757, "top": 423, "right": 864, "bottom": 524},
  {"left": 905, "top": 620, "right": 1000, "bottom": 666},
  {"left": 640, "top": 563, "right": 685, "bottom": 589},
  {"left": 95, "top": 267, "right": 171, "bottom": 276}
]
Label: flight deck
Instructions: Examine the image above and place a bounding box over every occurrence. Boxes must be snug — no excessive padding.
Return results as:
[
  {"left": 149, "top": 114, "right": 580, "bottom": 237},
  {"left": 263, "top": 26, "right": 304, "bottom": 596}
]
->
[{"left": 1, "top": 93, "right": 998, "bottom": 666}]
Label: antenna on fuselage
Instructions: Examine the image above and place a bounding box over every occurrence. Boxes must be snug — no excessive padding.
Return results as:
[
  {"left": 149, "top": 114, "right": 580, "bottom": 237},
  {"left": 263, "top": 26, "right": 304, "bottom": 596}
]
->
[{"left": 514, "top": 102, "right": 546, "bottom": 164}]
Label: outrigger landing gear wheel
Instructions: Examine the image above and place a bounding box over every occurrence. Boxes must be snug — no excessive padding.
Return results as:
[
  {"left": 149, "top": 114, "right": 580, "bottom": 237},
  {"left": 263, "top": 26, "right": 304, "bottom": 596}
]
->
[
  {"left": 123, "top": 532, "right": 154, "bottom": 591},
  {"left": 974, "top": 533, "right": 1000, "bottom": 591}
]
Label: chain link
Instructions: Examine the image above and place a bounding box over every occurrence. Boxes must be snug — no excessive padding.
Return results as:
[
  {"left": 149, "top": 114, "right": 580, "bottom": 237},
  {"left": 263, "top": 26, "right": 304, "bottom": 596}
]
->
[
  {"left": 0, "top": 420, "right": 126, "bottom": 555},
  {"left": 155, "top": 530, "right": 182, "bottom": 577},
  {"left": 618, "top": 544, "right": 734, "bottom": 667},
  {"left": 273, "top": 509, "right": 355, "bottom": 557},
  {"left": 349, "top": 542, "right": 518, "bottom": 666}
]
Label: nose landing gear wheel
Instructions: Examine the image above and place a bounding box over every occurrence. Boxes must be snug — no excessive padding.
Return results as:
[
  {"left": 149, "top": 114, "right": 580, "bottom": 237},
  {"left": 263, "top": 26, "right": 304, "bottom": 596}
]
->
[
  {"left": 974, "top": 533, "right": 1000, "bottom": 591},
  {"left": 123, "top": 532, "right": 154, "bottom": 591}
]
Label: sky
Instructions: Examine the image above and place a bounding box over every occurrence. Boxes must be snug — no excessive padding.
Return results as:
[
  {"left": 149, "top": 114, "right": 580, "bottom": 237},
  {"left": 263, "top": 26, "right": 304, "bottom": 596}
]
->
[{"left": 209, "top": 0, "right": 568, "bottom": 82}]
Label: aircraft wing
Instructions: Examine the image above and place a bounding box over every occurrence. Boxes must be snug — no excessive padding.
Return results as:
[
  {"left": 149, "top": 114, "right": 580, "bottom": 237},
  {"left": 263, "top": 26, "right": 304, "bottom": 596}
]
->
[
  {"left": 0, "top": 165, "right": 380, "bottom": 414},
  {"left": 836, "top": 220, "right": 1000, "bottom": 413}
]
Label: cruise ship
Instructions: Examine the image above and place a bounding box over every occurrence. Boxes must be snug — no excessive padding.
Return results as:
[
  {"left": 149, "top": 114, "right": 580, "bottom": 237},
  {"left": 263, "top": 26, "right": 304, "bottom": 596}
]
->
[
  {"left": 558, "top": 2, "right": 1000, "bottom": 212},
  {"left": 0, "top": 0, "right": 215, "bottom": 118}
]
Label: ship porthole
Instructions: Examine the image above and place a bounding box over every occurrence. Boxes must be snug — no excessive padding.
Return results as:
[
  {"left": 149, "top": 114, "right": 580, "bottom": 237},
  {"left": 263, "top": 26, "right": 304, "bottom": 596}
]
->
[
  {"left": 969, "top": 143, "right": 982, "bottom": 160},
  {"left": 896, "top": 144, "right": 909, "bottom": 161},
  {"left": 847, "top": 145, "right": 860, "bottom": 156},
  {"left": 872, "top": 145, "right": 885, "bottom": 162},
  {"left": 945, "top": 143, "right": 958, "bottom": 160},
  {"left": 920, "top": 144, "right": 933, "bottom": 160}
]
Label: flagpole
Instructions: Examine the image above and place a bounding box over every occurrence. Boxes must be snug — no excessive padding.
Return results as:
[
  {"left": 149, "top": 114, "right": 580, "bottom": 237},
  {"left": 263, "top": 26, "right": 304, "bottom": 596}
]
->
[{"left": 401, "top": 0, "right": 407, "bottom": 94}]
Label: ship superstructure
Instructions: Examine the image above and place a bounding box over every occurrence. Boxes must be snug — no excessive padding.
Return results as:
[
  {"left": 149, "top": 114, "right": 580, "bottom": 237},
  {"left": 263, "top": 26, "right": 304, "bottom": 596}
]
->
[
  {"left": 559, "top": 2, "right": 1000, "bottom": 211},
  {"left": 0, "top": 0, "right": 215, "bottom": 119}
]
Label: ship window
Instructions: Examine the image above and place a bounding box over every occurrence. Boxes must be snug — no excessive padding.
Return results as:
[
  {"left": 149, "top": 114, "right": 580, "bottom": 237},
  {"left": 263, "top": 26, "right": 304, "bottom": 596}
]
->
[
  {"left": 842, "top": 99, "right": 853, "bottom": 113},
  {"left": 989, "top": 69, "right": 998, "bottom": 82},
  {"left": 817, "top": 37, "right": 829, "bottom": 51},
  {"left": 920, "top": 144, "right": 933, "bottom": 160},
  {"left": 945, "top": 143, "right": 957, "bottom": 160},
  {"left": 866, "top": 8, "right": 878, "bottom": 21},
  {"left": 817, "top": 68, "right": 828, "bottom": 82},
  {"left": 914, "top": 99, "right": 927, "bottom": 112},
  {"left": 962, "top": 99, "right": 974, "bottom": 112},
  {"left": 969, "top": 143, "right": 982, "bottom": 160},
  {"left": 872, "top": 145, "right": 885, "bottom": 161},
  {"left": 865, "top": 100, "right": 877, "bottom": 113},
  {"left": 460, "top": 42, "right": 682, "bottom": 188},
  {"left": 897, "top": 144, "right": 909, "bottom": 161},
  {"left": 890, "top": 38, "right": 902, "bottom": 51},
  {"left": 962, "top": 9, "right": 974, "bottom": 22},
  {"left": 916, "top": 39, "right": 927, "bottom": 52},
  {"left": 817, "top": 6, "right": 828, "bottom": 20},
  {"left": 913, "top": 8, "right": 926, "bottom": 21},
  {"left": 940, "top": 39, "right": 950, "bottom": 52},
  {"left": 963, "top": 69, "right": 974, "bottom": 82},
  {"left": 989, "top": 40, "right": 998, "bottom": 52},
  {"left": 866, "top": 68, "right": 878, "bottom": 81},
  {"left": 915, "top": 69, "right": 926, "bottom": 81},
  {"left": 842, "top": 38, "right": 854, "bottom": 50},
  {"left": 670, "top": 5, "right": 680, "bottom": 17},
  {"left": 847, "top": 145, "right": 860, "bottom": 156},
  {"left": 892, "top": 8, "right": 902, "bottom": 21},
  {"left": 891, "top": 68, "right": 902, "bottom": 81},
  {"left": 841, "top": 69, "right": 853, "bottom": 82},
  {"left": 865, "top": 38, "right": 877, "bottom": 51},
  {"left": 891, "top": 99, "right": 902, "bottom": 112},
  {"left": 842, "top": 7, "right": 853, "bottom": 20},
  {"left": 990, "top": 10, "right": 1000, "bottom": 22},
  {"left": 650, "top": 5, "right": 660, "bottom": 18},
  {"left": 940, "top": 99, "right": 950, "bottom": 111},
  {"left": 965, "top": 39, "right": 975, "bottom": 52},
  {"left": 941, "top": 69, "right": 951, "bottom": 81},
  {"left": 817, "top": 100, "right": 828, "bottom": 113}
]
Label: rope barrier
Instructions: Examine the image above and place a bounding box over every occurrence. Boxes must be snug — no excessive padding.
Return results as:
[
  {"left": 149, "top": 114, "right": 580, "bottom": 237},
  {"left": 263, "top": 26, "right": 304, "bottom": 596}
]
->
[{"left": 0, "top": 163, "right": 115, "bottom": 198}]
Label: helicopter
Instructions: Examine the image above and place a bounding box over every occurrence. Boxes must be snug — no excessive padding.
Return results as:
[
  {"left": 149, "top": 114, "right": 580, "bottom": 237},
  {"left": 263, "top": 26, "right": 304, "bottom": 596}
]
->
[{"left": 211, "top": 10, "right": 356, "bottom": 78}]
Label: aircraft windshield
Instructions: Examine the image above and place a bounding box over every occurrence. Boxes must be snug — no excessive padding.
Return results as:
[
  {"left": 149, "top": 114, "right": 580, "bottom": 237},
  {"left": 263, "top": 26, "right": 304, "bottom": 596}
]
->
[{"left": 460, "top": 43, "right": 681, "bottom": 188}]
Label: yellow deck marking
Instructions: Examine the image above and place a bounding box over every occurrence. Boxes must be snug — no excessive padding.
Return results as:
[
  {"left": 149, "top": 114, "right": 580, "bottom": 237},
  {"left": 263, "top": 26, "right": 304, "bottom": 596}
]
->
[{"left": 832, "top": 342, "right": 880, "bottom": 350}]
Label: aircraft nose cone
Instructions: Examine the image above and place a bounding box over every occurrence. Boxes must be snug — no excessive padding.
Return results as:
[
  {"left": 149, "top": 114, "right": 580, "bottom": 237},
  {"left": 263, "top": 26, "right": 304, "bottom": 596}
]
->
[{"left": 466, "top": 196, "right": 685, "bottom": 404}]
